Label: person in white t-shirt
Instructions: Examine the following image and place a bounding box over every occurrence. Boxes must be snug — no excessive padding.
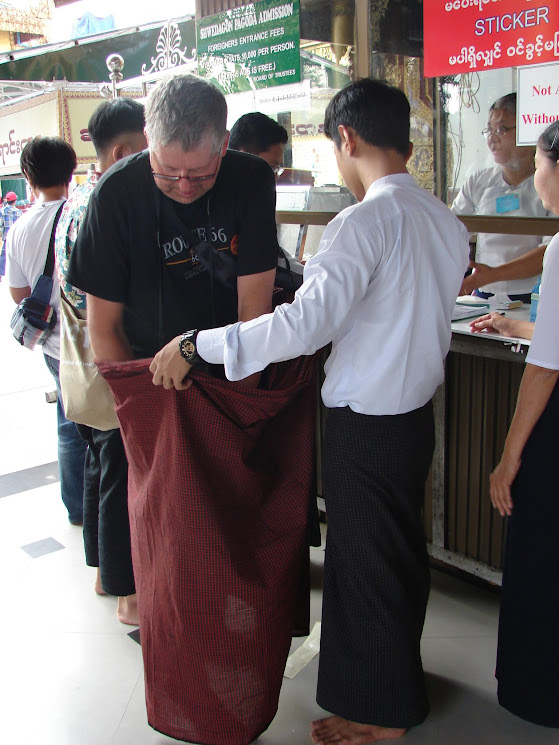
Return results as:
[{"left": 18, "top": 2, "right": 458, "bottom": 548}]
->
[
  {"left": 452, "top": 92, "right": 550, "bottom": 302},
  {"left": 6, "top": 137, "right": 86, "bottom": 525},
  {"left": 149, "top": 78, "right": 470, "bottom": 744},
  {"left": 471, "top": 120, "right": 559, "bottom": 728}
]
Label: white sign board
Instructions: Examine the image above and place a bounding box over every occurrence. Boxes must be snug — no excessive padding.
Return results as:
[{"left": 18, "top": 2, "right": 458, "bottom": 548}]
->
[
  {"left": 0, "top": 94, "right": 59, "bottom": 177},
  {"left": 225, "top": 79, "right": 311, "bottom": 129},
  {"left": 517, "top": 62, "right": 559, "bottom": 146},
  {"left": 225, "top": 91, "right": 255, "bottom": 130},
  {"left": 255, "top": 80, "right": 311, "bottom": 115}
]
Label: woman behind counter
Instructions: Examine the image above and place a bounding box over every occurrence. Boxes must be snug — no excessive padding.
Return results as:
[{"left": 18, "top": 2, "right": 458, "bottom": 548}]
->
[
  {"left": 471, "top": 120, "right": 559, "bottom": 728},
  {"left": 452, "top": 92, "right": 550, "bottom": 302}
]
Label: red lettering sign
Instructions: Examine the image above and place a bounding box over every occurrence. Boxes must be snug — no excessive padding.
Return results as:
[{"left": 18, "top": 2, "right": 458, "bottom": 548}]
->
[{"left": 424, "top": 0, "right": 559, "bottom": 77}]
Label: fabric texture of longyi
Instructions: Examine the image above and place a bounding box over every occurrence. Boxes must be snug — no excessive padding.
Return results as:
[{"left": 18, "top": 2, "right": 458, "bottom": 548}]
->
[
  {"left": 99, "top": 356, "right": 318, "bottom": 745},
  {"left": 317, "top": 403, "right": 435, "bottom": 729}
]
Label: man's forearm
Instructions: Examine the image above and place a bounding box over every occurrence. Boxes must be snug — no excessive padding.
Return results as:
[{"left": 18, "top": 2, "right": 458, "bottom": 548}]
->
[
  {"left": 87, "top": 294, "right": 133, "bottom": 362},
  {"left": 90, "top": 326, "right": 133, "bottom": 362}
]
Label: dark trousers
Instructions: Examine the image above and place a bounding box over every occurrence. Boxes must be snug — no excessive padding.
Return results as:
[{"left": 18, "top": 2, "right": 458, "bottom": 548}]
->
[
  {"left": 76, "top": 424, "right": 135, "bottom": 597},
  {"left": 496, "top": 379, "right": 559, "bottom": 728},
  {"left": 317, "top": 403, "right": 435, "bottom": 729}
]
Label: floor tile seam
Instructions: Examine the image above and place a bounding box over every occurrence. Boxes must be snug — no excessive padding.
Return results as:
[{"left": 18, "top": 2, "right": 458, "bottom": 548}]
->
[
  {"left": 0, "top": 389, "right": 54, "bottom": 399},
  {"left": 111, "top": 668, "right": 145, "bottom": 745}
]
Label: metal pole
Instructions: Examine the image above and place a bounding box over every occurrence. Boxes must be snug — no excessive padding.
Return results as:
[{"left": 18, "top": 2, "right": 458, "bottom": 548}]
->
[{"left": 106, "top": 54, "right": 124, "bottom": 99}]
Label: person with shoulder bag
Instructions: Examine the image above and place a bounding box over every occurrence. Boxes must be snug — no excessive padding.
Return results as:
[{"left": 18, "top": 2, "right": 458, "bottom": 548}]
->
[{"left": 5, "top": 137, "right": 86, "bottom": 526}]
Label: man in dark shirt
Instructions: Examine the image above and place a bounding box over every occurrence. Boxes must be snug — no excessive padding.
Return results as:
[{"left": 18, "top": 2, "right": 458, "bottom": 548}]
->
[
  {"left": 69, "top": 75, "right": 278, "bottom": 366},
  {"left": 229, "top": 112, "right": 288, "bottom": 175},
  {"left": 67, "top": 75, "right": 283, "bottom": 742}
]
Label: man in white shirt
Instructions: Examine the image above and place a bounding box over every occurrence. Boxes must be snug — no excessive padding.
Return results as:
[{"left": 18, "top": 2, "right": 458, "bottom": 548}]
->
[
  {"left": 150, "top": 79, "right": 470, "bottom": 743},
  {"left": 6, "top": 137, "right": 86, "bottom": 526}
]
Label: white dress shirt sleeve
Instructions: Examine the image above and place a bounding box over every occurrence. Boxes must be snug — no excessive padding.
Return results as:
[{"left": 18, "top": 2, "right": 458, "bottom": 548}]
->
[{"left": 197, "top": 214, "right": 380, "bottom": 381}]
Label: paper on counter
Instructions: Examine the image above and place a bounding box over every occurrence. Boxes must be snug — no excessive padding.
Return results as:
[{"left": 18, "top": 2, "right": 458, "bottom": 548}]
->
[
  {"left": 451, "top": 303, "right": 488, "bottom": 321},
  {"left": 284, "top": 621, "right": 321, "bottom": 679},
  {"left": 455, "top": 296, "right": 490, "bottom": 307}
]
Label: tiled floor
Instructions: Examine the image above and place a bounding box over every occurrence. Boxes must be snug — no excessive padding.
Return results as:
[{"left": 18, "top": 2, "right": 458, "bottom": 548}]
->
[{"left": 2, "top": 283, "right": 559, "bottom": 745}]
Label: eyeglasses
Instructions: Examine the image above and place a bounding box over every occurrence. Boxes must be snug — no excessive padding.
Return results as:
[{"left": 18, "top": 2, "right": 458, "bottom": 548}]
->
[
  {"left": 150, "top": 150, "right": 221, "bottom": 185},
  {"left": 481, "top": 125, "right": 516, "bottom": 140},
  {"left": 151, "top": 169, "right": 219, "bottom": 185},
  {"left": 273, "top": 166, "right": 284, "bottom": 176}
]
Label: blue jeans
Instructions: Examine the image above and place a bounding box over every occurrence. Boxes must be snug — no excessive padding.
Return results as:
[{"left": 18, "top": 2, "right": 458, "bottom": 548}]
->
[{"left": 44, "top": 353, "right": 87, "bottom": 523}]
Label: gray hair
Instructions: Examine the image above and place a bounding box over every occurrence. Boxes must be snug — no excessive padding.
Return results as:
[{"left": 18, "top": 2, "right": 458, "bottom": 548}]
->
[{"left": 145, "top": 74, "right": 227, "bottom": 153}]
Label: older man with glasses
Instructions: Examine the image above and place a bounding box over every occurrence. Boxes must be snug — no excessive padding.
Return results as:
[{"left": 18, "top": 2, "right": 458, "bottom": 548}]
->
[
  {"left": 66, "top": 75, "right": 318, "bottom": 745},
  {"left": 69, "top": 74, "right": 278, "bottom": 366},
  {"left": 452, "top": 91, "right": 552, "bottom": 302}
]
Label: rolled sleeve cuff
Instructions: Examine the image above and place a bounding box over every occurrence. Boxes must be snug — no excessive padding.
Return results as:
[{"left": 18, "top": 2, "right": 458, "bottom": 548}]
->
[{"left": 197, "top": 326, "right": 227, "bottom": 365}]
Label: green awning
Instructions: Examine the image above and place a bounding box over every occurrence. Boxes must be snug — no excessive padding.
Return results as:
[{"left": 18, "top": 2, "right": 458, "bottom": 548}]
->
[{"left": 0, "top": 17, "right": 196, "bottom": 84}]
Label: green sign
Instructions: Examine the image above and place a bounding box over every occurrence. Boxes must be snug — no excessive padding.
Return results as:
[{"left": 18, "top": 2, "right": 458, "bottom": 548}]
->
[
  {"left": 0, "top": 19, "right": 196, "bottom": 83},
  {"left": 197, "top": 0, "right": 300, "bottom": 94}
]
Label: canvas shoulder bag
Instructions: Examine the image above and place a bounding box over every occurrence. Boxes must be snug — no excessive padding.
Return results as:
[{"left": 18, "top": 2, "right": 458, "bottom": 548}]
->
[{"left": 59, "top": 291, "right": 119, "bottom": 431}]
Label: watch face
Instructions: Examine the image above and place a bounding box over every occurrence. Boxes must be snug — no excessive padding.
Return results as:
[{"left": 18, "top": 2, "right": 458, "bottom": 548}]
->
[{"left": 182, "top": 340, "right": 195, "bottom": 358}]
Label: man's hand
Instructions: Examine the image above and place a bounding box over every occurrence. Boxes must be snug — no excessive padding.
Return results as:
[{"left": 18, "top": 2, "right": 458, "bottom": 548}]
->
[
  {"left": 459, "top": 261, "right": 493, "bottom": 295},
  {"left": 150, "top": 336, "right": 193, "bottom": 391}
]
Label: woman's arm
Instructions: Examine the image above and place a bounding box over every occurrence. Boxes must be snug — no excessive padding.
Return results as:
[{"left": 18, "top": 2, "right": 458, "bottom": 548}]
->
[
  {"left": 470, "top": 312, "right": 534, "bottom": 340},
  {"left": 459, "top": 244, "right": 546, "bottom": 295},
  {"left": 490, "top": 363, "right": 559, "bottom": 516}
]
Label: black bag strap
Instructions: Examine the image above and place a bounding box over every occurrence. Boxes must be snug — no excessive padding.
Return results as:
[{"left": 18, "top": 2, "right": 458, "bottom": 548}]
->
[
  {"left": 43, "top": 202, "right": 65, "bottom": 278},
  {"left": 33, "top": 275, "right": 56, "bottom": 305},
  {"left": 29, "top": 202, "right": 65, "bottom": 305}
]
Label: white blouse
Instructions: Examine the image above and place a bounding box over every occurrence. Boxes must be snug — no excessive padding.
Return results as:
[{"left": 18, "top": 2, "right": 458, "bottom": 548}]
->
[{"left": 526, "top": 233, "right": 559, "bottom": 370}]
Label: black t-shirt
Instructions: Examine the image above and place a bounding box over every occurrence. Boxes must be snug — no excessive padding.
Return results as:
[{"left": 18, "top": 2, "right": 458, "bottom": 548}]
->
[{"left": 68, "top": 149, "right": 279, "bottom": 358}]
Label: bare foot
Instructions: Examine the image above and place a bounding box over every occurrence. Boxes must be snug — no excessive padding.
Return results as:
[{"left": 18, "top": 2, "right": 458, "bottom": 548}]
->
[
  {"left": 117, "top": 594, "right": 139, "bottom": 626},
  {"left": 311, "top": 716, "right": 406, "bottom": 745},
  {"left": 94, "top": 568, "right": 106, "bottom": 596}
]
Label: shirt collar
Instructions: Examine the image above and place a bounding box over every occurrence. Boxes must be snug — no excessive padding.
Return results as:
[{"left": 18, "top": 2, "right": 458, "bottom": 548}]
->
[{"left": 363, "top": 172, "right": 416, "bottom": 201}]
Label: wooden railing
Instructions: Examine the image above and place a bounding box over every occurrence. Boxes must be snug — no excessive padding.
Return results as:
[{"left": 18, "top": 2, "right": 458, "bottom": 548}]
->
[{"left": 276, "top": 210, "right": 559, "bottom": 235}]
